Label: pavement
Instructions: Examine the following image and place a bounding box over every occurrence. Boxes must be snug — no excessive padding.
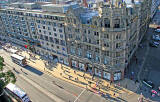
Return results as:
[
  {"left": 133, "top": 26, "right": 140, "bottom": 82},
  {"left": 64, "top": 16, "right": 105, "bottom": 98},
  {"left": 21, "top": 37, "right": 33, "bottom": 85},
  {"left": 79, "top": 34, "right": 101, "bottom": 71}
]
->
[
  {"left": 0, "top": 49, "right": 109, "bottom": 102},
  {"left": 19, "top": 50, "right": 141, "bottom": 101}
]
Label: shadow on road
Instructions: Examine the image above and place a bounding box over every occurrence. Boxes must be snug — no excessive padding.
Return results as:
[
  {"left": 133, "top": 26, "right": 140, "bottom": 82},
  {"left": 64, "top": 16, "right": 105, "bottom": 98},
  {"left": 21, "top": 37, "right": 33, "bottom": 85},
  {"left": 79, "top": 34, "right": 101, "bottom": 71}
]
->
[{"left": 24, "top": 65, "right": 43, "bottom": 76}]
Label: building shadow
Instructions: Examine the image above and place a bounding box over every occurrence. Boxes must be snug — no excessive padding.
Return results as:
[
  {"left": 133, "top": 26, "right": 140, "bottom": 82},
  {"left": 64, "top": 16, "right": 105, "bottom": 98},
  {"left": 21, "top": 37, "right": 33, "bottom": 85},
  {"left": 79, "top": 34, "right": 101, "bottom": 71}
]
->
[{"left": 24, "top": 65, "right": 43, "bottom": 76}]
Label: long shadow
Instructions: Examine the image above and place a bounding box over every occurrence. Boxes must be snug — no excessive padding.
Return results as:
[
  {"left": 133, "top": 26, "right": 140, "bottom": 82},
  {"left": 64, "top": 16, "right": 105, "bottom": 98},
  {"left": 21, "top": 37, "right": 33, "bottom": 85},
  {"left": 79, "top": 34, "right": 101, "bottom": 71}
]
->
[{"left": 24, "top": 65, "right": 43, "bottom": 76}]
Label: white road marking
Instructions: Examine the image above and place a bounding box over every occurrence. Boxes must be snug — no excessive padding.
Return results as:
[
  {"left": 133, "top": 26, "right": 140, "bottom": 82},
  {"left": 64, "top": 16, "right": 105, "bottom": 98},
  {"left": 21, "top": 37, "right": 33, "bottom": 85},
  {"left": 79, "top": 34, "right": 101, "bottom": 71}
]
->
[{"left": 74, "top": 89, "right": 86, "bottom": 102}]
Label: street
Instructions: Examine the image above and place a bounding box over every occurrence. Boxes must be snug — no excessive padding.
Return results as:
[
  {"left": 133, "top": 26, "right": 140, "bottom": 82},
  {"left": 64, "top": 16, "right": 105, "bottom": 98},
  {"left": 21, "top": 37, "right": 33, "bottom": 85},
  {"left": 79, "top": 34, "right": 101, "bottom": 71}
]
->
[
  {"left": 125, "top": 8, "right": 160, "bottom": 101},
  {"left": 0, "top": 48, "right": 107, "bottom": 102}
]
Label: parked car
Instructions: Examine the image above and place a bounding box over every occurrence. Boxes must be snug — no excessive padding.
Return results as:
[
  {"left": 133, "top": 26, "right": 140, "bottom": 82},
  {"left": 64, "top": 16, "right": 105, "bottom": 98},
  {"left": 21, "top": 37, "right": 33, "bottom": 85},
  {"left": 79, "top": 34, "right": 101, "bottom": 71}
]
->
[
  {"left": 152, "top": 35, "right": 160, "bottom": 41},
  {"left": 143, "top": 79, "right": 154, "bottom": 89},
  {"left": 155, "top": 29, "right": 160, "bottom": 33},
  {"left": 149, "top": 42, "right": 158, "bottom": 47}
]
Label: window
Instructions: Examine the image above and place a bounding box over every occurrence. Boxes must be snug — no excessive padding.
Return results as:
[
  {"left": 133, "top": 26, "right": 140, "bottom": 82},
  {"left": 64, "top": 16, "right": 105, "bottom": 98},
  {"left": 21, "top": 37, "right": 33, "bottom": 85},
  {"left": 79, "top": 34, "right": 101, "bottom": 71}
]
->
[
  {"left": 49, "top": 32, "right": 52, "bottom": 35},
  {"left": 54, "top": 33, "right": 57, "bottom": 36},
  {"left": 104, "top": 34, "right": 109, "bottom": 39},
  {"left": 88, "top": 30, "right": 90, "bottom": 34},
  {"left": 94, "top": 32, "right": 99, "bottom": 36},
  {"left": 104, "top": 42, "right": 109, "bottom": 47},
  {"left": 59, "top": 29, "right": 62, "bottom": 33},
  {"left": 86, "top": 51, "right": 92, "bottom": 59},
  {"left": 69, "top": 34, "right": 72, "bottom": 38},
  {"left": 114, "top": 19, "right": 120, "bottom": 28},
  {"left": 43, "top": 26, "right": 45, "bottom": 29},
  {"left": 75, "top": 29, "right": 79, "bottom": 33},
  {"left": 78, "top": 49, "right": 82, "bottom": 56},
  {"left": 53, "top": 28, "right": 56, "bottom": 31},
  {"left": 53, "top": 22, "right": 56, "bottom": 26},
  {"left": 104, "top": 51, "right": 109, "bottom": 56},
  {"left": 104, "top": 18, "right": 110, "bottom": 28},
  {"left": 60, "top": 34, "right": 63, "bottom": 38},
  {"left": 48, "top": 27, "right": 50, "bottom": 30},
  {"left": 49, "top": 37, "right": 53, "bottom": 42},
  {"left": 116, "top": 52, "right": 121, "bottom": 57},
  {"left": 116, "top": 43, "right": 121, "bottom": 48},
  {"left": 38, "top": 25, "right": 40, "bottom": 28},
  {"left": 43, "top": 31, "right": 46, "bottom": 34},
  {"left": 96, "top": 40, "right": 99, "bottom": 44},
  {"left": 45, "top": 36, "right": 48, "bottom": 41},
  {"left": 95, "top": 55, "right": 100, "bottom": 62},
  {"left": 57, "top": 46, "right": 59, "bottom": 49},
  {"left": 72, "top": 60, "right": 77, "bottom": 67},
  {"left": 51, "top": 44, "right": 54, "bottom": 47},
  {"left": 95, "top": 48, "right": 99, "bottom": 53},
  {"left": 74, "top": 19, "right": 76, "bottom": 24},
  {"left": 94, "top": 21, "right": 97, "bottom": 25},
  {"left": 55, "top": 38, "right": 59, "bottom": 44},
  {"left": 79, "top": 63, "right": 85, "bottom": 71},
  {"left": 71, "top": 47, "right": 75, "bottom": 54},
  {"left": 62, "top": 47, "right": 65, "bottom": 51},
  {"left": 104, "top": 57, "right": 108, "bottom": 64},
  {"left": 116, "top": 34, "right": 121, "bottom": 39}
]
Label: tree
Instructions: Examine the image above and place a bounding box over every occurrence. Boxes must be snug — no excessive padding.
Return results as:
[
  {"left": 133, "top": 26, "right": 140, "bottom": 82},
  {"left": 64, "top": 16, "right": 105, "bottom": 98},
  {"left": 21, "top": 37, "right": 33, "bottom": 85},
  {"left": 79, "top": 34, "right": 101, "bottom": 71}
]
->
[{"left": 0, "top": 56, "right": 16, "bottom": 94}]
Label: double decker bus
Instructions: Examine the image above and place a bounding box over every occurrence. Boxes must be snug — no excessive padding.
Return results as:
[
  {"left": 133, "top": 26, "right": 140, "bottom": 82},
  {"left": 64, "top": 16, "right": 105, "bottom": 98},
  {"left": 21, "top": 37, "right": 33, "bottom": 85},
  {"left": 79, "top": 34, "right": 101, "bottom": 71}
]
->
[
  {"left": 4, "top": 83, "right": 31, "bottom": 102},
  {"left": 11, "top": 54, "right": 27, "bottom": 66}
]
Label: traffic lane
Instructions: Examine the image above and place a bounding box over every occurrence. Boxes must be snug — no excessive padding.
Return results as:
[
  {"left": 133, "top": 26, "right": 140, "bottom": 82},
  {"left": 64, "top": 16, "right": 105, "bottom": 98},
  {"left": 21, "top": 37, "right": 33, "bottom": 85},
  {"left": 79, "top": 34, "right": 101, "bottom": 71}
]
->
[
  {"left": 145, "top": 45, "right": 160, "bottom": 87},
  {"left": 15, "top": 76, "right": 55, "bottom": 102},
  {"left": 77, "top": 90, "right": 106, "bottom": 102},
  {"left": 0, "top": 50, "right": 82, "bottom": 102},
  {"left": 24, "top": 73, "right": 77, "bottom": 102}
]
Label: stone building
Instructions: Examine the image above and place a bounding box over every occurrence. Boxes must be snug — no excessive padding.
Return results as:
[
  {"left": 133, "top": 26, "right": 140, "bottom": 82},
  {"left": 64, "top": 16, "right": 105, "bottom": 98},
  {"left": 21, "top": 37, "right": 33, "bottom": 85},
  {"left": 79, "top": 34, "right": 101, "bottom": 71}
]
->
[
  {"left": 0, "top": 0, "right": 152, "bottom": 81},
  {"left": 0, "top": 3, "right": 75, "bottom": 65},
  {"left": 65, "top": 0, "right": 151, "bottom": 81}
]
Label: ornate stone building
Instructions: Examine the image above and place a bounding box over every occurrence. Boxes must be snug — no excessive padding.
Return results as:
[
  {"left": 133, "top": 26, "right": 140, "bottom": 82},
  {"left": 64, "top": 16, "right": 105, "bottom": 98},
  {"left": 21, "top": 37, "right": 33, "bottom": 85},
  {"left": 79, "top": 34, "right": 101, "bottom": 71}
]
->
[{"left": 65, "top": 0, "right": 151, "bottom": 81}]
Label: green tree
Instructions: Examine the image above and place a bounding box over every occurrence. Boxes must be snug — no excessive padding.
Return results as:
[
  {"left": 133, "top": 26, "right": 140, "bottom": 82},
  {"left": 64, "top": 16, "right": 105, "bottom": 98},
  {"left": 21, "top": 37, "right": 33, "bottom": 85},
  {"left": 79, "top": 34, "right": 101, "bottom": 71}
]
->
[{"left": 0, "top": 56, "right": 16, "bottom": 93}]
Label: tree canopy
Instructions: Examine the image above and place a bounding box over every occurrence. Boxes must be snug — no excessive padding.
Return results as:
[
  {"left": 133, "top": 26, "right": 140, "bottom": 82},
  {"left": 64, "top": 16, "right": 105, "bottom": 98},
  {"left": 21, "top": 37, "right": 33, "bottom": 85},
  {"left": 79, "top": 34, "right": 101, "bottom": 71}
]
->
[{"left": 0, "top": 56, "right": 16, "bottom": 91}]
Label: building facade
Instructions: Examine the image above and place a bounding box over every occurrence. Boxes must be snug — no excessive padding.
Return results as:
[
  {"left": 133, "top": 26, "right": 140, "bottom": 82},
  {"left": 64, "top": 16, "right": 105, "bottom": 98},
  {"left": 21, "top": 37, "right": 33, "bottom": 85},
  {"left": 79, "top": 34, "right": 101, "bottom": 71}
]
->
[
  {"left": 0, "top": 0, "right": 152, "bottom": 81},
  {"left": 0, "top": 3, "right": 69, "bottom": 65},
  {"left": 65, "top": 0, "right": 151, "bottom": 81}
]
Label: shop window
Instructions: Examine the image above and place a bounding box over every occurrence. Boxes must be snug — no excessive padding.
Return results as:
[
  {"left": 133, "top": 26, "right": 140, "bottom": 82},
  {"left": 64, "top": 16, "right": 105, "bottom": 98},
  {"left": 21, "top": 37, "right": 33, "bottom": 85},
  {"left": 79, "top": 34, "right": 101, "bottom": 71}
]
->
[
  {"left": 79, "top": 63, "right": 85, "bottom": 71},
  {"left": 72, "top": 60, "right": 77, "bottom": 68},
  {"left": 103, "top": 72, "right": 111, "bottom": 80}
]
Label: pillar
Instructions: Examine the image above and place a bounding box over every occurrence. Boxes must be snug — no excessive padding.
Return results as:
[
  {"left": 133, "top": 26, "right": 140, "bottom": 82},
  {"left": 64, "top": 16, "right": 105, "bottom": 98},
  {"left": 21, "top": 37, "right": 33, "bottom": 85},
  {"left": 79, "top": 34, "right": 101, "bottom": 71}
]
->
[
  {"left": 110, "top": 72, "right": 114, "bottom": 82},
  {"left": 121, "top": 69, "right": 125, "bottom": 80}
]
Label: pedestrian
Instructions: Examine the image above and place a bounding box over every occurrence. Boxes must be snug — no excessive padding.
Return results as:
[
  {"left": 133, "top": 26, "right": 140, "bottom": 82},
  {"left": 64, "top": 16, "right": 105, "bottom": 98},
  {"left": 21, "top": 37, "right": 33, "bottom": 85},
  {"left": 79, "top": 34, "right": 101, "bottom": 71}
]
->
[{"left": 113, "top": 93, "right": 115, "bottom": 96}]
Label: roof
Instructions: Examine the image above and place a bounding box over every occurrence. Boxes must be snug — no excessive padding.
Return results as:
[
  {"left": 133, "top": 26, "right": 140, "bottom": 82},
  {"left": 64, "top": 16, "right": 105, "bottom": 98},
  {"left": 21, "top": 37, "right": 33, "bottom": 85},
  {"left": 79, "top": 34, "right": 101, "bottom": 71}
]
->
[
  {"left": 9, "top": 48, "right": 18, "bottom": 53},
  {"left": 6, "top": 83, "right": 26, "bottom": 98},
  {"left": 11, "top": 54, "right": 25, "bottom": 60}
]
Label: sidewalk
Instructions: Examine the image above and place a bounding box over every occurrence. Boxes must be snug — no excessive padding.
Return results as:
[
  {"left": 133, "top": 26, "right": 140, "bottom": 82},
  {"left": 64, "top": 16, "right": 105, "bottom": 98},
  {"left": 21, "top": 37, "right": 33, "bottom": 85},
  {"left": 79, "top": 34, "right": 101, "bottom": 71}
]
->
[{"left": 20, "top": 51, "right": 140, "bottom": 100}]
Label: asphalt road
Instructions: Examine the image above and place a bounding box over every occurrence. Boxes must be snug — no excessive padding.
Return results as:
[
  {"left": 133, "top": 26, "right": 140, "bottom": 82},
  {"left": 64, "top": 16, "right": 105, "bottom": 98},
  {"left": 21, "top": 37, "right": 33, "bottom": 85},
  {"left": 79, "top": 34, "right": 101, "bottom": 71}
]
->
[{"left": 0, "top": 49, "right": 107, "bottom": 102}]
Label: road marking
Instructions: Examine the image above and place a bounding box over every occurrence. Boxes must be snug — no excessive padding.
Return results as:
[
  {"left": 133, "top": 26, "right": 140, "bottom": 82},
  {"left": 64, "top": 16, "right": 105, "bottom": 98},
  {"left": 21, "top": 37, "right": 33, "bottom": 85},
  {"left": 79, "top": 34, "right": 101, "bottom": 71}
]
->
[
  {"left": 74, "top": 89, "right": 86, "bottom": 102},
  {"left": 19, "top": 74, "right": 65, "bottom": 102}
]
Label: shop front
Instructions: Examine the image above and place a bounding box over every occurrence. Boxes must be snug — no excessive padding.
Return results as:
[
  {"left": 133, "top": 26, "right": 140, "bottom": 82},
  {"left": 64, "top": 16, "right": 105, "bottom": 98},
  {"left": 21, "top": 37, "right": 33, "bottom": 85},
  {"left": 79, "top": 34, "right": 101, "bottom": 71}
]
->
[
  {"left": 79, "top": 62, "right": 85, "bottom": 71},
  {"left": 86, "top": 63, "right": 92, "bottom": 73},
  {"left": 103, "top": 71, "right": 111, "bottom": 80},
  {"left": 95, "top": 68, "right": 102, "bottom": 77},
  {"left": 113, "top": 71, "right": 121, "bottom": 81}
]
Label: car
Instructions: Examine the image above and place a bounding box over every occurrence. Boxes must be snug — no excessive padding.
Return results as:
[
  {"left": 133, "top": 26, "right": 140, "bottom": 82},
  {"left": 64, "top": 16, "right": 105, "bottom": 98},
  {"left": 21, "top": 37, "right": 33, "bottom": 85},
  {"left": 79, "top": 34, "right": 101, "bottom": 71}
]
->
[
  {"left": 155, "top": 29, "right": 160, "bottom": 33},
  {"left": 152, "top": 41, "right": 159, "bottom": 45},
  {"left": 152, "top": 35, "right": 160, "bottom": 41},
  {"left": 149, "top": 42, "right": 158, "bottom": 47},
  {"left": 143, "top": 79, "right": 154, "bottom": 89}
]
